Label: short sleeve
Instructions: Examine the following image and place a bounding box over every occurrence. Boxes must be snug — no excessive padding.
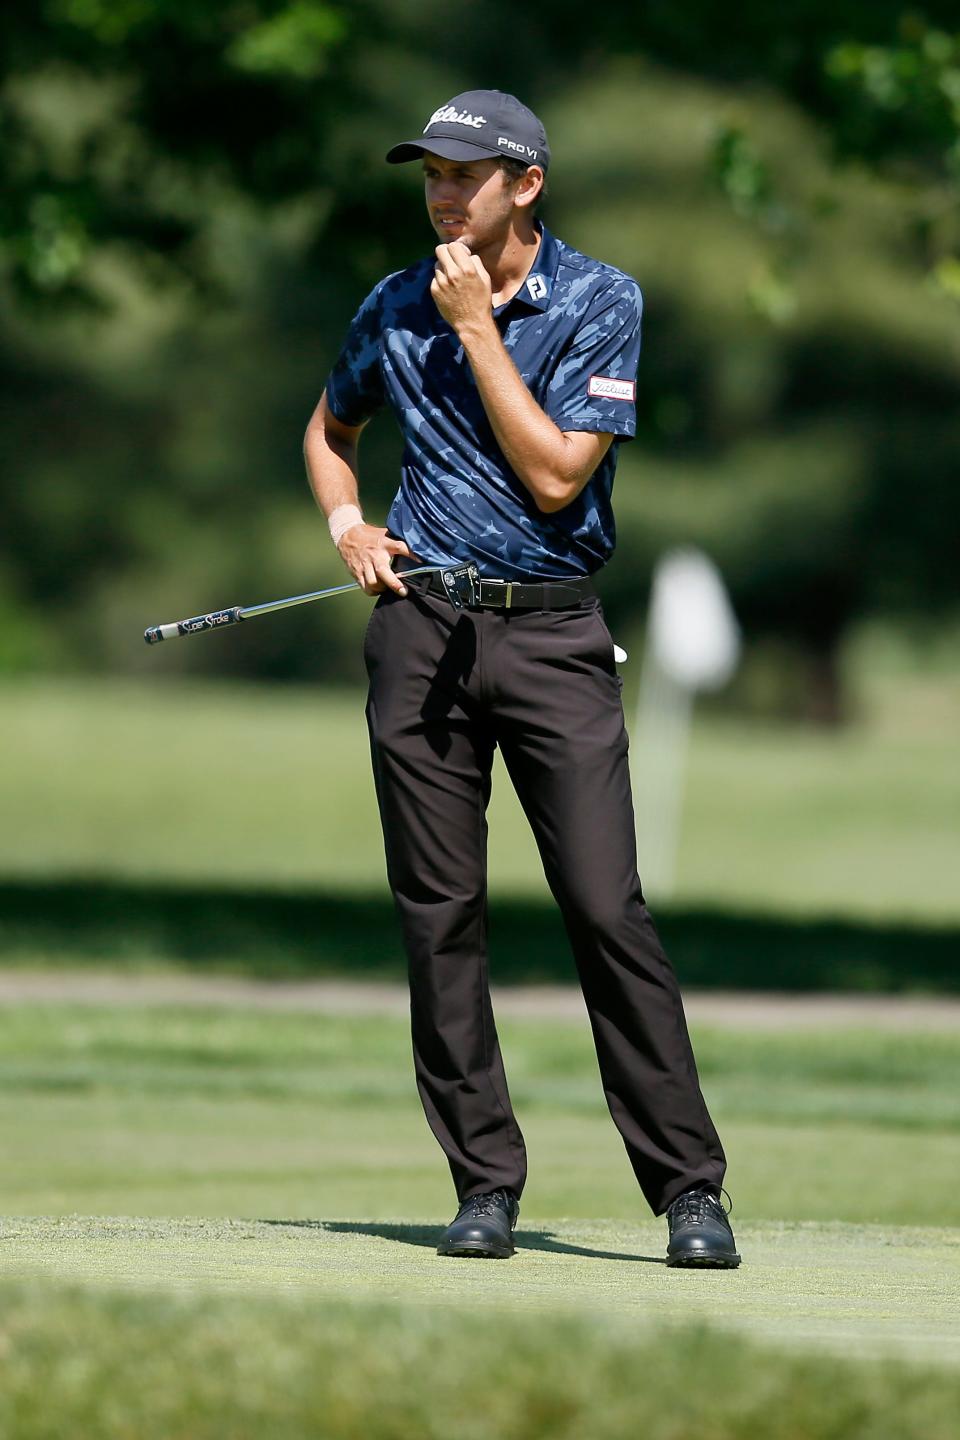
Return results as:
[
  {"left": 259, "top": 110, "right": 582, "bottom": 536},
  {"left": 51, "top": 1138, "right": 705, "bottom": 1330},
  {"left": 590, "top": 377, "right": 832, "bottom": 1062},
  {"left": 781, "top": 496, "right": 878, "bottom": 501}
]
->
[
  {"left": 545, "top": 276, "right": 643, "bottom": 439},
  {"left": 324, "top": 283, "right": 386, "bottom": 427}
]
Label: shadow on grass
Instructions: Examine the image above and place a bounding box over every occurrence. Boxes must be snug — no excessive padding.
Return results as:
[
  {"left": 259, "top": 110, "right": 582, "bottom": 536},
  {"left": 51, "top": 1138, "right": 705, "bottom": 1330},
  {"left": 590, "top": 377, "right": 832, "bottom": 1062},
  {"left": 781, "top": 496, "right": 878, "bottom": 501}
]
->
[
  {"left": 2, "top": 877, "right": 958, "bottom": 992},
  {"left": 263, "top": 1219, "right": 663, "bottom": 1264}
]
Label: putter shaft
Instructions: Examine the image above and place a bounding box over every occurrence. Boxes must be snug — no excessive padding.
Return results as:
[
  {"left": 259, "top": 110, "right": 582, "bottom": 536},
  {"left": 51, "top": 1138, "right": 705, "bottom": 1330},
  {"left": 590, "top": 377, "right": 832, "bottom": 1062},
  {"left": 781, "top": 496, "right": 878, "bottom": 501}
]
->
[{"left": 143, "top": 566, "right": 441, "bottom": 644}]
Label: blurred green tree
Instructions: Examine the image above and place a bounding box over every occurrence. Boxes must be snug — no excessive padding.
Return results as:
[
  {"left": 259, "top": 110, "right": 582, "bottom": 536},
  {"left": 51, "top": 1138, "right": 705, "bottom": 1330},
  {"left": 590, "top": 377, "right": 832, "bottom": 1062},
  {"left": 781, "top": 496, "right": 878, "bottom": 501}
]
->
[{"left": 0, "top": 2, "right": 957, "bottom": 714}]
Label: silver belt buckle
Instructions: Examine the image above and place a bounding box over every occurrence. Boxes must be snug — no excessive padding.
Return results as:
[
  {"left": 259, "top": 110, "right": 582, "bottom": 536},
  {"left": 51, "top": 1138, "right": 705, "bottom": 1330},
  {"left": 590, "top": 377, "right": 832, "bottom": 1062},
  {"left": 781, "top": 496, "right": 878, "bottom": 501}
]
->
[{"left": 480, "top": 578, "right": 513, "bottom": 609}]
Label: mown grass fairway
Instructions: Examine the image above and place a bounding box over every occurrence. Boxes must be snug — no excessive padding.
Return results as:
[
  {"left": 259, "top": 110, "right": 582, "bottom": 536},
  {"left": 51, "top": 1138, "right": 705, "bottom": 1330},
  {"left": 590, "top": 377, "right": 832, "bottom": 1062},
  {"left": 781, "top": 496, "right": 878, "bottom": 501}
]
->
[
  {"left": 1, "top": 674, "right": 958, "bottom": 921},
  {"left": 0, "top": 999, "right": 959, "bottom": 1225},
  {"left": 4, "top": 1216, "right": 959, "bottom": 1367},
  {"left": 2, "top": 664, "right": 958, "bottom": 1433},
  {"left": 1, "top": 994, "right": 957, "bottom": 1378}
]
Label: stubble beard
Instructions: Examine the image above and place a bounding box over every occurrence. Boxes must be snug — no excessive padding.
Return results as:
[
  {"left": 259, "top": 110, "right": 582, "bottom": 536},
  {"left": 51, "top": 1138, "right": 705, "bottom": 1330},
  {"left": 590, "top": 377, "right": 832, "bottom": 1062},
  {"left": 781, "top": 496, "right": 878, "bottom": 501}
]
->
[{"left": 430, "top": 182, "right": 517, "bottom": 257}]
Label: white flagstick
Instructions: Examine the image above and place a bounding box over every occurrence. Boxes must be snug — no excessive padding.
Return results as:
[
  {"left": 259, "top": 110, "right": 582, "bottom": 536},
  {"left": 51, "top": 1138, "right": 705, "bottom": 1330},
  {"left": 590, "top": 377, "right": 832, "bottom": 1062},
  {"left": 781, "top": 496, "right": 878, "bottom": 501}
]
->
[{"left": 632, "top": 549, "right": 740, "bottom": 900}]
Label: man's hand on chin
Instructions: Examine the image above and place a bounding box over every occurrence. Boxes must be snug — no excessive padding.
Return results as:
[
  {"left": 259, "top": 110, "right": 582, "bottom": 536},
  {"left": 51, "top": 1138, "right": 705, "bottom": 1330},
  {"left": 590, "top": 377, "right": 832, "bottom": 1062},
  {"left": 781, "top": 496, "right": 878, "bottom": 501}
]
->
[{"left": 430, "top": 241, "right": 494, "bottom": 336}]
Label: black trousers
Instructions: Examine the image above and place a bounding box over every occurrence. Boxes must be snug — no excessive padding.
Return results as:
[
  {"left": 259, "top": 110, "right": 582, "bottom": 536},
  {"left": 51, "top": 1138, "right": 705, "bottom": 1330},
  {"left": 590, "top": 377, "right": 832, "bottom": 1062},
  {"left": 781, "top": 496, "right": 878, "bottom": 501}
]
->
[{"left": 363, "top": 582, "right": 727, "bottom": 1216}]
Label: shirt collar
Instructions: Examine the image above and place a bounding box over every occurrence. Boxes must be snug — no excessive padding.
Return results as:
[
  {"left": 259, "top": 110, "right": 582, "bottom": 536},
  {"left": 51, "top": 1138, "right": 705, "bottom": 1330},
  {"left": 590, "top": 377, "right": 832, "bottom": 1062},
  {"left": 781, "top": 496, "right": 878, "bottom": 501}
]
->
[{"left": 495, "top": 221, "right": 561, "bottom": 316}]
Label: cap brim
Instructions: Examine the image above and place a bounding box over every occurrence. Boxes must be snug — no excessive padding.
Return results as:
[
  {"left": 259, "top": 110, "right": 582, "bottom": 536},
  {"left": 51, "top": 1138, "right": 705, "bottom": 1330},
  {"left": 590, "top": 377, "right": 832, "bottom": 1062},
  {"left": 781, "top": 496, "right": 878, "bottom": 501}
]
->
[{"left": 385, "top": 137, "right": 504, "bottom": 165}]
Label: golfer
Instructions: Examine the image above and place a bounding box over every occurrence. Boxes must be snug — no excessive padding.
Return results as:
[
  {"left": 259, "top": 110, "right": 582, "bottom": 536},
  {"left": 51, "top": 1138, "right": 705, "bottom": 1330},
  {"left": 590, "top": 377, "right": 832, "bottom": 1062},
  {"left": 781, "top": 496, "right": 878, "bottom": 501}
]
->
[{"left": 304, "top": 89, "right": 739, "bottom": 1267}]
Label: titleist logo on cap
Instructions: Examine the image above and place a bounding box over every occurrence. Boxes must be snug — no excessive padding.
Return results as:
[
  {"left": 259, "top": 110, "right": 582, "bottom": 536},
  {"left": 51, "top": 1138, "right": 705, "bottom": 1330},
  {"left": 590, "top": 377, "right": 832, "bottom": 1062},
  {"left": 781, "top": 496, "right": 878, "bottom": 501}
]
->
[{"left": 424, "top": 105, "right": 488, "bottom": 132}]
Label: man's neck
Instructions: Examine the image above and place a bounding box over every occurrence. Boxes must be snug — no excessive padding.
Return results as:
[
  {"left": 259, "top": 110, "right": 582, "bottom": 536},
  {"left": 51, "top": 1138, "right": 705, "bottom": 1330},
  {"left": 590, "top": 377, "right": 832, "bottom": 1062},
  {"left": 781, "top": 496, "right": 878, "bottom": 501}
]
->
[{"left": 476, "top": 221, "right": 542, "bottom": 308}]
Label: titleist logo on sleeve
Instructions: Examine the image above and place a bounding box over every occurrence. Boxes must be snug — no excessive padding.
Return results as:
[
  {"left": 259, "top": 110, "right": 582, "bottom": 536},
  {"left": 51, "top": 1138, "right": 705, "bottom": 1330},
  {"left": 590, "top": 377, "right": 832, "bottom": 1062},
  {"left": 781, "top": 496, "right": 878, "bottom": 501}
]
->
[
  {"left": 588, "top": 375, "right": 636, "bottom": 401},
  {"left": 425, "top": 106, "right": 488, "bottom": 131}
]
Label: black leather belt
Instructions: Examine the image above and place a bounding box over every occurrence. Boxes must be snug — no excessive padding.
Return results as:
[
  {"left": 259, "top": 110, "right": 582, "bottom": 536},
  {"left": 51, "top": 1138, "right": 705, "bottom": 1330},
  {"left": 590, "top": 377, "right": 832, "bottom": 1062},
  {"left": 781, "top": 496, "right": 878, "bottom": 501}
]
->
[{"left": 411, "top": 570, "right": 595, "bottom": 611}]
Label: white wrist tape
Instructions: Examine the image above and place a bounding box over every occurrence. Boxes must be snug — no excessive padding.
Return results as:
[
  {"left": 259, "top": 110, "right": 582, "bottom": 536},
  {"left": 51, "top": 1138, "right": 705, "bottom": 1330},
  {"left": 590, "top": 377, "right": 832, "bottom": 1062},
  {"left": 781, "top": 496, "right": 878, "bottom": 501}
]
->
[{"left": 328, "top": 504, "right": 364, "bottom": 548}]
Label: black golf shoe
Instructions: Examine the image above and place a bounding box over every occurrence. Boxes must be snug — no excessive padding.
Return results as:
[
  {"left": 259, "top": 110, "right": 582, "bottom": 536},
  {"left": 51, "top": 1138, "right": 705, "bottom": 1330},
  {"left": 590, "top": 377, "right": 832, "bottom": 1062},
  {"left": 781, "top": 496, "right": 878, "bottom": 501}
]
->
[
  {"left": 436, "top": 1188, "right": 519, "bottom": 1259},
  {"left": 666, "top": 1186, "right": 741, "bottom": 1268}
]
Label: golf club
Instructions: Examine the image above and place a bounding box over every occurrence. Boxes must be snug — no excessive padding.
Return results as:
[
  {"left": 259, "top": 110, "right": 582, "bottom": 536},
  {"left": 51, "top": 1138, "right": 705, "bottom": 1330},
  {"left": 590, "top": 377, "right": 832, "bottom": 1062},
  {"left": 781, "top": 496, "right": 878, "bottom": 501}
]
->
[{"left": 143, "top": 565, "right": 445, "bottom": 644}]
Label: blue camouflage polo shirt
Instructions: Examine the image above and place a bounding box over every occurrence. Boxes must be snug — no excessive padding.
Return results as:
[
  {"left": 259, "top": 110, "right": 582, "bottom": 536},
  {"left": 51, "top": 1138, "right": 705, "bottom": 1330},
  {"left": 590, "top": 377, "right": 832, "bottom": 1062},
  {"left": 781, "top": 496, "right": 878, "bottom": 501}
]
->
[{"left": 324, "top": 223, "right": 642, "bottom": 579}]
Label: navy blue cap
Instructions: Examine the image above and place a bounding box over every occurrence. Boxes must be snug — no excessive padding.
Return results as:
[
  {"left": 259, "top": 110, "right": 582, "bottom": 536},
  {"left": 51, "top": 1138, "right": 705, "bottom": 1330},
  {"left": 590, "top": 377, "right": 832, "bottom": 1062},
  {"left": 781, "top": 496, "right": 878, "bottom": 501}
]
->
[{"left": 386, "top": 89, "right": 550, "bottom": 171}]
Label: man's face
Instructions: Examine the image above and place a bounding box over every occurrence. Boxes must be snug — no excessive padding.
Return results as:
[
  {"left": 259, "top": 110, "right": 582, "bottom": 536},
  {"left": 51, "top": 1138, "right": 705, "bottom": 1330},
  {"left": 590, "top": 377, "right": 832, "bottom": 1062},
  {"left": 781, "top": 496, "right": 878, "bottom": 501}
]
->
[{"left": 422, "top": 153, "right": 520, "bottom": 251}]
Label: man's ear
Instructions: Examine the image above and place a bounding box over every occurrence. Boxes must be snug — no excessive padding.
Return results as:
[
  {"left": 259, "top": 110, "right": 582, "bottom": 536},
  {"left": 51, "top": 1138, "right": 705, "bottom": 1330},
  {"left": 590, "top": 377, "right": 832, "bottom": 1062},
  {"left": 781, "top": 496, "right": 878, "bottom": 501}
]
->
[{"left": 514, "top": 166, "right": 544, "bottom": 210}]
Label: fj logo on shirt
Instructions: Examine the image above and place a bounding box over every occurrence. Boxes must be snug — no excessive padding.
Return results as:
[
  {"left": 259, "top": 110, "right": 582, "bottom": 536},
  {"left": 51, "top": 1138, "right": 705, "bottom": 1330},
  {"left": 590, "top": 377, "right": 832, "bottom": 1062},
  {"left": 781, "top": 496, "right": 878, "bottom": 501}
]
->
[
  {"left": 526, "top": 275, "right": 548, "bottom": 301},
  {"left": 425, "top": 106, "right": 487, "bottom": 130},
  {"left": 588, "top": 374, "right": 636, "bottom": 401}
]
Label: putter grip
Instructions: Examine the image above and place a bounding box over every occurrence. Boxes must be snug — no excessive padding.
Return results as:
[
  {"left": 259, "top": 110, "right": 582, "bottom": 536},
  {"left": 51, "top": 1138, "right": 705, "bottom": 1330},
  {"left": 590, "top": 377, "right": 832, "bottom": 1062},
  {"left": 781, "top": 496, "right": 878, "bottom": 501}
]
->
[{"left": 144, "top": 607, "right": 244, "bottom": 644}]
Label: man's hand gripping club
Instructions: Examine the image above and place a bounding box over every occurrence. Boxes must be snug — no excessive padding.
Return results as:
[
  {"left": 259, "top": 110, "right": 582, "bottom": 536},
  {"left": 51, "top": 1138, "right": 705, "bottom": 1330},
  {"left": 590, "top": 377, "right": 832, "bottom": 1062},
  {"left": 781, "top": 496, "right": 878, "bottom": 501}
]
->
[
  {"left": 337, "top": 521, "right": 416, "bottom": 598},
  {"left": 303, "top": 391, "right": 419, "bottom": 598}
]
